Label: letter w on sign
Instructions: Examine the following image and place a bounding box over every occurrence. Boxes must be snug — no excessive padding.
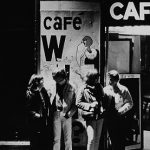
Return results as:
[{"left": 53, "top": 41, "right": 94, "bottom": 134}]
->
[{"left": 42, "top": 35, "right": 66, "bottom": 61}]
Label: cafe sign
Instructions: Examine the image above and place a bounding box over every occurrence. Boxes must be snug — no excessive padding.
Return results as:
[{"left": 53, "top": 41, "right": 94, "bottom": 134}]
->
[{"left": 103, "top": 1, "right": 150, "bottom": 25}]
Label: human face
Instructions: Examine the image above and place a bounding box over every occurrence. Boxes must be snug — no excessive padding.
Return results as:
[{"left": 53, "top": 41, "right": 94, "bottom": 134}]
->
[
  {"left": 39, "top": 79, "right": 44, "bottom": 87},
  {"left": 55, "top": 77, "right": 66, "bottom": 85},
  {"left": 109, "top": 77, "right": 117, "bottom": 87},
  {"left": 37, "top": 79, "right": 44, "bottom": 90},
  {"left": 32, "top": 78, "right": 44, "bottom": 91},
  {"left": 82, "top": 40, "right": 87, "bottom": 47}
]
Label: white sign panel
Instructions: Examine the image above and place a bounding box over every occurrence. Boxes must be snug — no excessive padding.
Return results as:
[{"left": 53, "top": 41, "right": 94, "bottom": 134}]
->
[{"left": 40, "top": 1, "right": 100, "bottom": 89}]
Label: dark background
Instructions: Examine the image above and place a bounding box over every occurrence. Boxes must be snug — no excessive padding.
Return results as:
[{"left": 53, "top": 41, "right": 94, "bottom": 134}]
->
[{"left": 0, "top": 0, "right": 35, "bottom": 140}]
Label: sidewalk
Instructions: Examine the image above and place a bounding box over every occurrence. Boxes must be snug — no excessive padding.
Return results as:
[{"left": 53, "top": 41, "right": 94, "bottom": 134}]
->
[
  {"left": 144, "top": 130, "right": 150, "bottom": 150},
  {"left": 0, "top": 130, "right": 149, "bottom": 150}
]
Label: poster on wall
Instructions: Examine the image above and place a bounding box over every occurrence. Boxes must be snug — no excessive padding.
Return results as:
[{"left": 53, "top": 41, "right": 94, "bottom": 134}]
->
[{"left": 40, "top": 1, "right": 100, "bottom": 90}]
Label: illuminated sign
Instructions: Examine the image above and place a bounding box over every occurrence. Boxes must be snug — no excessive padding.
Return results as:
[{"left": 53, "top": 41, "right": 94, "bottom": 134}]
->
[
  {"left": 103, "top": 1, "right": 150, "bottom": 25},
  {"left": 110, "top": 2, "right": 150, "bottom": 20}
]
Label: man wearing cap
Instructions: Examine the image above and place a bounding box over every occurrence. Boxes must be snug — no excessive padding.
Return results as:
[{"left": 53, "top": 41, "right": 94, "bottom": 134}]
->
[{"left": 51, "top": 68, "right": 77, "bottom": 150}]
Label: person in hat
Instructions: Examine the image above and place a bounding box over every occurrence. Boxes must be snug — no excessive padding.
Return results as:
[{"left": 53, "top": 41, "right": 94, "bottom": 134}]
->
[{"left": 51, "top": 68, "right": 77, "bottom": 150}]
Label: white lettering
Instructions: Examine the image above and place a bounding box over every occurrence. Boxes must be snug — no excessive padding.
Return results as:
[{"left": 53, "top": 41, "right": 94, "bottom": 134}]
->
[
  {"left": 110, "top": 2, "right": 150, "bottom": 21},
  {"left": 124, "top": 2, "right": 140, "bottom": 20},
  {"left": 110, "top": 2, "right": 123, "bottom": 20},
  {"left": 140, "top": 2, "right": 150, "bottom": 20}
]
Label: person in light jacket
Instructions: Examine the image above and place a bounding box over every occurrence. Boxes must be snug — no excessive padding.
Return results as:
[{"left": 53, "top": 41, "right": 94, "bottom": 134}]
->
[
  {"left": 76, "top": 68, "right": 104, "bottom": 150},
  {"left": 51, "top": 68, "right": 77, "bottom": 150},
  {"left": 104, "top": 70, "right": 133, "bottom": 150}
]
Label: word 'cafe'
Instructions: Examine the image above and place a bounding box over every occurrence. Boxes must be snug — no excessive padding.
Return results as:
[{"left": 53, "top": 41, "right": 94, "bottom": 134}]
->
[
  {"left": 110, "top": 2, "right": 150, "bottom": 21},
  {"left": 43, "top": 17, "right": 82, "bottom": 30},
  {"left": 104, "top": 1, "right": 150, "bottom": 25}
]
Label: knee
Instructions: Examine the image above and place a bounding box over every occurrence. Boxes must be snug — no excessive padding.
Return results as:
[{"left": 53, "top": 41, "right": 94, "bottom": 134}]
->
[
  {"left": 65, "top": 138, "right": 72, "bottom": 145},
  {"left": 53, "top": 136, "right": 60, "bottom": 143},
  {"left": 88, "top": 138, "right": 95, "bottom": 145}
]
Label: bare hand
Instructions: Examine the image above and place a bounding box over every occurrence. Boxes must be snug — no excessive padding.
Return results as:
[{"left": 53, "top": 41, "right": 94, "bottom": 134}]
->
[
  {"left": 90, "top": 102, "right": 98, "bottom": 108},
  {"left": 34, "top": 113, "right": 41, "bottom": 118}
]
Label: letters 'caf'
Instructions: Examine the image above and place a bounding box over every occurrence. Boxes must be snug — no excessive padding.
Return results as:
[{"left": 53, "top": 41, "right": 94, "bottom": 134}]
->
[{"left": 110, "top": 2, "right": 150, "bottom": 21}]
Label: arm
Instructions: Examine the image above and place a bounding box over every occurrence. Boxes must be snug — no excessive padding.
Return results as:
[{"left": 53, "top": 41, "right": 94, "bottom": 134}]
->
[
  {"left": 118, "top": 88, "right": 133, "bottom": 115},
  {"left": 97, "top": 84, "right": 105, "bottom": 113},
  {"left": 76, "top": 44, "right": 85, "bottom": 67},
  {"left": 103, "top": 87, "right": 113, "bottom": 112},
  {"left": 76, "top": 87, "right": 91, "bottom": 111},
  {"left": 66, "top": 91, "right": 77, "bottom": 118},
  {"left": 26, "top": 88, "right": 41, "bottom": 118}
]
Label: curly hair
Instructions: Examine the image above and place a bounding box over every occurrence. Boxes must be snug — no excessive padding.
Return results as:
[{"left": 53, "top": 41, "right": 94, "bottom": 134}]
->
[
  {"left": 84, "top": 69, "right": 99, "bottom": 85},
  {"left": 52, "top": 68, "right": 67, "bottom": 80}
]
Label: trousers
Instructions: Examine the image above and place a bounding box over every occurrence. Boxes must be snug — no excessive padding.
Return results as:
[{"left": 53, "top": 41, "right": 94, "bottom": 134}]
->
[
  {"left": 53, "top": 111, "right": 72, "bottom": 150},
  {"left": 86, "top": 118, "right": 104, "bottom": 150}
]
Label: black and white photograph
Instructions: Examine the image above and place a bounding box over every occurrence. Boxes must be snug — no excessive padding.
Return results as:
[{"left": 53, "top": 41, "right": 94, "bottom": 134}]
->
[{"left": 0, "top": 0, "right": 150, "bottom": 150}]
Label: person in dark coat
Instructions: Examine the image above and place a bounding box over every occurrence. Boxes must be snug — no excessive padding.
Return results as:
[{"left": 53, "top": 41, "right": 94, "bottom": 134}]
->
[{"left": 26, "top": 74, "right": 52, "bottom": 150}]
